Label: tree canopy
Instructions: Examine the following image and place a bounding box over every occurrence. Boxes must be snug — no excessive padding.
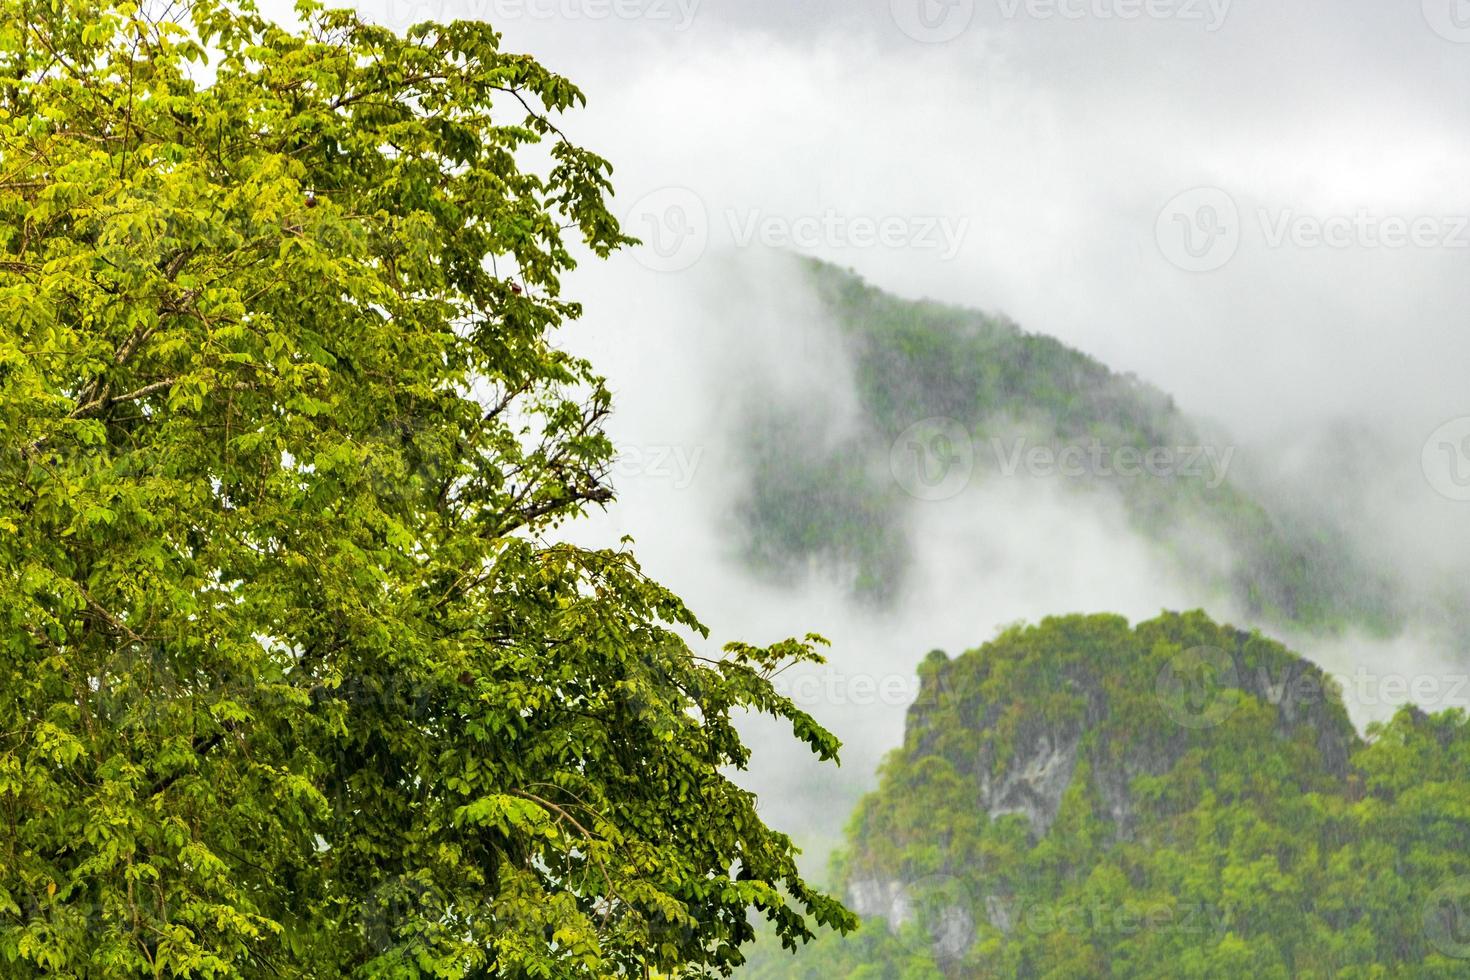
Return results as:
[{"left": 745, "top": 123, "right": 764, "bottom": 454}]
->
[{"left": 0, "top": 1, "right": 853, "bottom": 974}]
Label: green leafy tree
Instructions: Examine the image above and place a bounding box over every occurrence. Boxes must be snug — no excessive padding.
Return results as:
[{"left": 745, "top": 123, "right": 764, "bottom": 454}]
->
[{"left": 0, "top": 1, "right": 853, "bottom": 974}]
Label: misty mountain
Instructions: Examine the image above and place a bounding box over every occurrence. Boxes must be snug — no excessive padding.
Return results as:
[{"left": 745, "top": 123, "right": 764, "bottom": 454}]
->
[
  {"left": 741, "top": 612, "right": 1470, "bottom": 977},
  {"left": 732, "top": 258, "right": 1403, "bottom": 636}
]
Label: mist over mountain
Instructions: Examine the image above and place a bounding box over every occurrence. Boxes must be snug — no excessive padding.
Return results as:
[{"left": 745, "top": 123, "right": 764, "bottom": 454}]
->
[
  {"left": 556, "top": 243, "right": 1470, "bottom": 974},
  {"left": 731, "top": 256, "right": 1411, "bottom": 638},
  {"left": 560, "top": 245, "right": 1468, "bottom": 864}
]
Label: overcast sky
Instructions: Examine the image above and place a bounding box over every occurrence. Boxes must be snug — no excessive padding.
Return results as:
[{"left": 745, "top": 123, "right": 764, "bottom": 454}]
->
[
  {"left": 375, "top": 0, "right": 1470, "bottom": 436},
  {"left": 337, "top": 0, "right": 1470, "bottom": 574},
  {"left": 245, "top": 0, "right": 1470, "bottom": 451}
]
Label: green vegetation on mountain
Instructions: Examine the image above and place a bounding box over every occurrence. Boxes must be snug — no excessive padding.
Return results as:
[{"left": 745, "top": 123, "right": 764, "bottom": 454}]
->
[
  {"left": 0, "top": 3, "right": 853, "bottom": 974},
  {"left": 735, "top": 260, "right": 1400, "bottom": 634},
  {"left": 742, "top": 612, "right": 1470, "bottom": 977}
]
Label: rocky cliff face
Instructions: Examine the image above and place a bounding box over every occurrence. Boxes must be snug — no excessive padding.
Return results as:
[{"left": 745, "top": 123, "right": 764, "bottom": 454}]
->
[
  {"left": 976, "top": 726, "right": 1080, "bottom": 838},
  {"left": 747, "top": 615, "right": 1470, "bottom": 978},
  {"left": 840, "top": 612, "right": 1363, "bottom": 950},
  {"left": 897, "top": 617, "right": 1357, "bottom": 842}
]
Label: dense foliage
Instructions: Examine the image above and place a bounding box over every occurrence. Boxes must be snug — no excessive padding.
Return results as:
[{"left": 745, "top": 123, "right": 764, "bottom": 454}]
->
[
  {"left": 742, "top": 612, "right": 1470, "bottom": 977},
  {"left": 735, "top": 259, "right": 1401, "bottom": 634},
  {"left": 0, "top": 2, "right": 854, "bottom": 974}
]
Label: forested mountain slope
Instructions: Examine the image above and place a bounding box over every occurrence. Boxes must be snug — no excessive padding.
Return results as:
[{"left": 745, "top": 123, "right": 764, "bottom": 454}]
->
[
  {"left": 742, "top": 612, "right": 1470, "bottom": 977},
  {"left": 734, "top": 260, "right": 1400, "bottom": 636}
]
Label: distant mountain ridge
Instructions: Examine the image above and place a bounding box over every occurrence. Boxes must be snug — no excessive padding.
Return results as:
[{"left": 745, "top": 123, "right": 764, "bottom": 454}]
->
[{"left": 732, "top": 257, "right": 1402, "bottom": 636}]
